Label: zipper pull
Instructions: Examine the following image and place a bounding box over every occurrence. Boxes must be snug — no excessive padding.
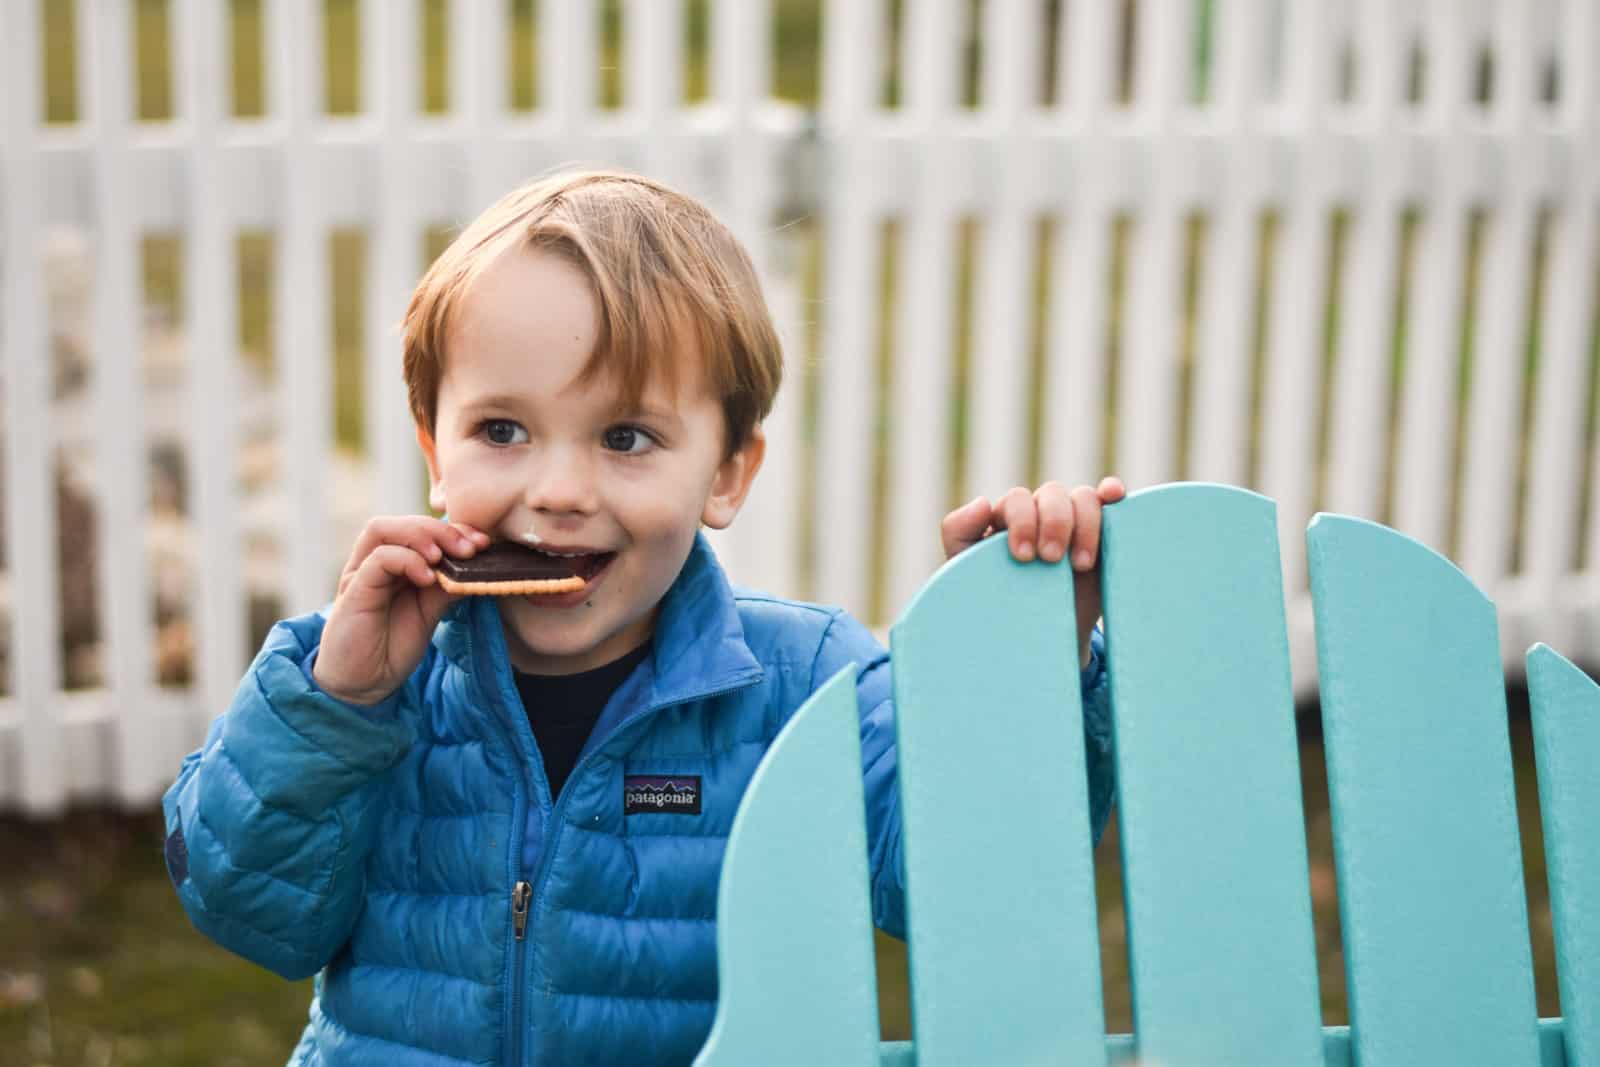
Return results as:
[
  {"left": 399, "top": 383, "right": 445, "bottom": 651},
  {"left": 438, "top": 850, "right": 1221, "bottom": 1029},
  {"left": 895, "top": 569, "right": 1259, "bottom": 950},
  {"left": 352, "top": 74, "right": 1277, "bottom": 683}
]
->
[{"left": 512, "top": 880, "right": 532, "bottom": 941}]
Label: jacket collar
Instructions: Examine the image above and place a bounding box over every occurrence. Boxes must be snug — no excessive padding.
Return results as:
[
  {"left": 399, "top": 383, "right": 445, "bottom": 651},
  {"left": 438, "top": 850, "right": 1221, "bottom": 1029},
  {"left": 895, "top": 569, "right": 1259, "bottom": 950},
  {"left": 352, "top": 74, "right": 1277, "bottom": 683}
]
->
[{"left": 432, "top": 532, "right": 764, "bottom": 715}]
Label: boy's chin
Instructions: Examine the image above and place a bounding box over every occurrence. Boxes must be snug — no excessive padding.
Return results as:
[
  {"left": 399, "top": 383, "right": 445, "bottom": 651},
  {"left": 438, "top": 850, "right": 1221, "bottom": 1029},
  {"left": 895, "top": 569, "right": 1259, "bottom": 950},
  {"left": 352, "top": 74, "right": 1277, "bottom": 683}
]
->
[
  {"left": 503, "top": 616, "right": 596, "bottom": 664},
  {"left": 499, "top": 604, "right": 650, "bottom": 674}
]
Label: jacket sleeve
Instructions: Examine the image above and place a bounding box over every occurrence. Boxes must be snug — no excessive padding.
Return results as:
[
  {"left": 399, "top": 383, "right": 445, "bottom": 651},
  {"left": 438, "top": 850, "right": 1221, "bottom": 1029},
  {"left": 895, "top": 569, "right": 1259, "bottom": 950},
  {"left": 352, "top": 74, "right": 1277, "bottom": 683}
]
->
[
  {"left": 160, "top": 611, "right": 421, "bottom": 980},
  {"left": 809, "top": 613, "right": 1115, "bottom": 942}
]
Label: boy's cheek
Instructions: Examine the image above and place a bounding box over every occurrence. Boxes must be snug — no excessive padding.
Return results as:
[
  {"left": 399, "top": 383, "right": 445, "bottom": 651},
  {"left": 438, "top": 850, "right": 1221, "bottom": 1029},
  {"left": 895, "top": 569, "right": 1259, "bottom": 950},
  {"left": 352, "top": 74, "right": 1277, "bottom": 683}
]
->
[{"left": 431, "top": 476, "right": 504, "bottom": 526}]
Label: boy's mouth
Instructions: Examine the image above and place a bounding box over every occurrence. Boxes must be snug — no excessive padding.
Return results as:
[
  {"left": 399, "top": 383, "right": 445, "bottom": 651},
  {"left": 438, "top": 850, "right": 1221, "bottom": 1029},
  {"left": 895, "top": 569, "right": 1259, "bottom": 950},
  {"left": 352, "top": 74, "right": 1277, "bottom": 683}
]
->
[{"left": 530, "top": 546, "right": 617, "bottom": 582}]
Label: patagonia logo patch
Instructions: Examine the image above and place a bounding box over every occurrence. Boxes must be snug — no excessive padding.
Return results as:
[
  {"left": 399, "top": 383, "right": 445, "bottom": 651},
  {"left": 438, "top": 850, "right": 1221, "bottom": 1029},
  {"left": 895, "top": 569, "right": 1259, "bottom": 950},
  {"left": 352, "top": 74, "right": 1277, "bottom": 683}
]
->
[{"left": 624, "top": 775, "right": 702, "bottom": 815}]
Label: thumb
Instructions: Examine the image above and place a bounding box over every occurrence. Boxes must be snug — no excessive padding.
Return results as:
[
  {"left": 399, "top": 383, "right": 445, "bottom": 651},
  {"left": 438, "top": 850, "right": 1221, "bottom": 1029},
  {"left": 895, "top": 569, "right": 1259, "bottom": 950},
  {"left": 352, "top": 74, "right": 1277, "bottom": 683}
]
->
[
  {"left": 417, "top": 582, "right": 459, "bottom": 632},
  {"left": 941, "top": 496, "right": 994, "bottom": 559}
]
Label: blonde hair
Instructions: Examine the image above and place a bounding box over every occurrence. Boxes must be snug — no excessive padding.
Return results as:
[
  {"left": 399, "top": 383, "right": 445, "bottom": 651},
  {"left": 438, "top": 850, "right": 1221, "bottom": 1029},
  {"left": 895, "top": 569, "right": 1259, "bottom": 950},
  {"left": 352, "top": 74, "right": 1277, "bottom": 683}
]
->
[{"left": 403, "top": 170, "right": 782, "bottom": 456}]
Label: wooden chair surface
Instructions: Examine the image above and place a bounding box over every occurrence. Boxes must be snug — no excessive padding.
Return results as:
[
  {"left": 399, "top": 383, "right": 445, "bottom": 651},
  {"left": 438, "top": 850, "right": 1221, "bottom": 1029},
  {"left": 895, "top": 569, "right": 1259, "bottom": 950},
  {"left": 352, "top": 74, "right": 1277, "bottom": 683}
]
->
[{"left": 696, "top": 483, "right": 1598, "bottom": 1066}]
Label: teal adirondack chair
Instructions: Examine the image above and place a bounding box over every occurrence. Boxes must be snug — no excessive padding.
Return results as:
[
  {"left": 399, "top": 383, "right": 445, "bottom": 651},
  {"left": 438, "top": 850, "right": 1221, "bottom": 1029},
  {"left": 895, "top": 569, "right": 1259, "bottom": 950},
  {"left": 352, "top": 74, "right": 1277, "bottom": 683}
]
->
[{"left": 695, "top": 483, "right": 1598, "bottom": 1067}]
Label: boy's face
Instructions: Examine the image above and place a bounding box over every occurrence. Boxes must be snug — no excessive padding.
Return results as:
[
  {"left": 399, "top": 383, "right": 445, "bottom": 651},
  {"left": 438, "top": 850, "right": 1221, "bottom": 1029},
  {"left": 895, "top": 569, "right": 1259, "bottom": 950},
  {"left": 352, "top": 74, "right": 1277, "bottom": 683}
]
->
[{"left": 419, "top": 247, "right": 764, "bottom": 675}]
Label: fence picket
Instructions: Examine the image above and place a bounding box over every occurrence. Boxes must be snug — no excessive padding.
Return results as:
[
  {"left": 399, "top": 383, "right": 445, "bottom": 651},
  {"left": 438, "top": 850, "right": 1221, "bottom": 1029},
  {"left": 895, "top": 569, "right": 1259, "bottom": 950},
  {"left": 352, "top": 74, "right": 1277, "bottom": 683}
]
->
[
  {"left": 177, "top": 0, "right": 247, "bottom": 731},
  {"left": 626, "top": 0, "right": 685, "bottom": 187},
  {"left": 1525, "top": 193, "right": 1597, "bottom": 643},
  {"left": 701, "top": 0, "right": 802, "bottom": 600},
  {"left": 1324, "top": 0, "right": 1406, "bottom": 521},
  {"left": 814, "top": 197, "right": 879, "bottom": 618},
  {"left": 1189, "top": 0, "right": 1266, "bottom": 487},
  {"left": 1044, "top": 201, "right": 1112, "bottom": 488},
  {"left": 543, "top": 0, "right": 596, "bottom": 128},
  {"left": 882, "top": 0, "right": 961, "bottom": 612},
  {"left": 366, "top": 0, "right": 425, "bottom": 521},
  {"left": 458, "top": 0, "right": 512, "bottom": 222},
  {"left": 719, "top": 251, "right": 803, "bottom": 599},
  {"left": 814, "top": 0, "right": 884, "bottom": 618},
  {"left": 1458, "top": 2, "right": 1541, "bottom": 585},
  {"left": 0, "top": 0, "right": 65, "bottom": 812},
  {"left": 1260, "top": 0, "right": 1338, "bottom": 592},
  {"left": 270, "top": 0, "right": 336, "bottom": 616},
  {"left": 1042, "top": 0, "right": 1118, "bottom": 487},
  {"left": 1393, "top": 1, "right": 1477, "bottom": 554},
  {"left": 966, "top": 0, "right": 1041, "bottom": 499},
  {"left": 711, "top": 0, "right": 766, "bottom": 121},
  {"left": 1115, "top": 0, "right": 1191, "bottom": 491},
  {"left": 886, "top": 206, "right": 957, "bottom": 613},
  {"left": 1527, "top": 2, "right": 1596, "bottom": 643},
  {"left": 87, "top": 1, "right": 158, "bottom": 801}
]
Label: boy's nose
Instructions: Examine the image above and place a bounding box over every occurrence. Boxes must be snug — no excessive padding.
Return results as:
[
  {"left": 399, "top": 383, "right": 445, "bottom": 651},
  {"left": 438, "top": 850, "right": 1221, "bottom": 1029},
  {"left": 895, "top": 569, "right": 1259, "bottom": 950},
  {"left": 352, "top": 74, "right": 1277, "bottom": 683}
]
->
[{"left": 524, "top": 451, "right": 598, "bottom": 515}]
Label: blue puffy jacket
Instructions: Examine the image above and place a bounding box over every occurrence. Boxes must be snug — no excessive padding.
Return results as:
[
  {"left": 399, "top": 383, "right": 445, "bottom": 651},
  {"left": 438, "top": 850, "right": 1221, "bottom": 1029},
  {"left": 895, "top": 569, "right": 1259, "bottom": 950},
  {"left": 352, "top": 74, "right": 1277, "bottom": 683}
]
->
[{"left": 162, "top": 534, "right": 1114, "bottom": 1065}]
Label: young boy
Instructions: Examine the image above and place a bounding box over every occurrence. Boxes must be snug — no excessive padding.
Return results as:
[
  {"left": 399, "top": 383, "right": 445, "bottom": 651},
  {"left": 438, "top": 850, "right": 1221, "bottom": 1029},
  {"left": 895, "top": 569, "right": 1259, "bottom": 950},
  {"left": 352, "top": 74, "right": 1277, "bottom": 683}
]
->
[{"left": 161, "top": 170, "right": 1125, "bottom": 1066}]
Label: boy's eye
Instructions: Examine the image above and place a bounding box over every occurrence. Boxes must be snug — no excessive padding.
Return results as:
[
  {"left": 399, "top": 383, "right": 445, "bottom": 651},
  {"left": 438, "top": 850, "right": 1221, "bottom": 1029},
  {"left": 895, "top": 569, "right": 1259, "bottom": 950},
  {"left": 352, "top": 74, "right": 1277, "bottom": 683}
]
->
[
  {"left": 482, "top": 419, "right": 528, "bottom": 446},
  {"left": 602, "top": 425, "right": 654, "bottom": 454}
]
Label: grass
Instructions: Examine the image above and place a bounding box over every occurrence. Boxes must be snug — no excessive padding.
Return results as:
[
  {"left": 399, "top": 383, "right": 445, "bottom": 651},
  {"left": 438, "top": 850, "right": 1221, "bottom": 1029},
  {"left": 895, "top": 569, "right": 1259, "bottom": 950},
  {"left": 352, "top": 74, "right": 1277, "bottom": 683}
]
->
[{"left": 0, "top": 811, "right": 311, "bottom": 1066}]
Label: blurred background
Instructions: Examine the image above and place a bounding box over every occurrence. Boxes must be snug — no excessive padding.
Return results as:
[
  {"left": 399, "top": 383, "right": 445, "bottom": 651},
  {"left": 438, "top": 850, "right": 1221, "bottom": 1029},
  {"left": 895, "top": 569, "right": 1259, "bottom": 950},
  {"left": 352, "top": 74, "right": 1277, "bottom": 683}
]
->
[{"left": 2, "top": 0, "right": 1597, "bottom": 1062}]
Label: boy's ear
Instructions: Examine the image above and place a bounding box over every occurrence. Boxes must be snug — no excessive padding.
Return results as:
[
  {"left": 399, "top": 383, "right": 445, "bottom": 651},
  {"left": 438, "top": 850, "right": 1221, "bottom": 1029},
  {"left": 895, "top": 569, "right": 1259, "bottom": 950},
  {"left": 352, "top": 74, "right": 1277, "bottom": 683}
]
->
[
  {"left": 701, "top": 425, "right": 766, "bottom": 531},
  {"left": 416, "top": 424, "right": 447, "bottom": 513}
]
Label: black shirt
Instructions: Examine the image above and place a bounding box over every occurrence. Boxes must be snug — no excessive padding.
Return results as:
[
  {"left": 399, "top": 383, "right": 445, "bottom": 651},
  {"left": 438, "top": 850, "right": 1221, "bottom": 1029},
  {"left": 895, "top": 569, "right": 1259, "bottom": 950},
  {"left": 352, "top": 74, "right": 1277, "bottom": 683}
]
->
[{"left": 513, "top": 641, "right": 652, "bottom": 800}]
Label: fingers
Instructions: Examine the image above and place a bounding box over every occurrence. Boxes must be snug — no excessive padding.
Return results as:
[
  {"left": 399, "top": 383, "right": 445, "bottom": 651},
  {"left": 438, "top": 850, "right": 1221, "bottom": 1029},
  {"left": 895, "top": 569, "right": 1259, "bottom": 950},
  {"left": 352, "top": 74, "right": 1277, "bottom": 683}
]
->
[
  {"left": 341, "top": 544, "right": 440, "bottom": 605},
  {"left": 1033, "top": 482, "right": 1074, "bottom": 563},
  {"left": 1068, "top": 484, "right": 1103, "bottom": 570},
  {"left": 340, "top": 516, "right": 489, "bottom": 582},
  {"left": 449, "top": 522, "right": 493, "bottom": 550},
  {"left": 942, "top": 476, "right": 1126, "bottom": 565},
  {"left": 997, "top": 487, "right": 1038, "bottom": 560},
  {"left": 940, "top": 496, "right": 995, "bottom": 559},
  {"left": 415, "top": 579, "right": 460, "bottom": 631}
]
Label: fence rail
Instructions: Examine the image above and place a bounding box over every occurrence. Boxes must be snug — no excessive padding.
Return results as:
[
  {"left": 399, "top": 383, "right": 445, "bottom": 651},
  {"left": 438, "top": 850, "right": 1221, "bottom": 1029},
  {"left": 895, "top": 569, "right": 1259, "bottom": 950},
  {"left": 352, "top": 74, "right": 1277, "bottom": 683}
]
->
[{"left": 2, "top": 0, "right": 1598, "bottom": 813}]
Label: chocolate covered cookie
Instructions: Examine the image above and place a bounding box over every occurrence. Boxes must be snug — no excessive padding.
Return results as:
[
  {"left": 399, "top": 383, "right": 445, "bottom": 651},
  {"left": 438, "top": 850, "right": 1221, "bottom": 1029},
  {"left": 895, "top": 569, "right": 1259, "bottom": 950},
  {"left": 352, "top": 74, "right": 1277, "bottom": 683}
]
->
[{"left": 435, "top": 542, "right": 593, "bottom": 596}]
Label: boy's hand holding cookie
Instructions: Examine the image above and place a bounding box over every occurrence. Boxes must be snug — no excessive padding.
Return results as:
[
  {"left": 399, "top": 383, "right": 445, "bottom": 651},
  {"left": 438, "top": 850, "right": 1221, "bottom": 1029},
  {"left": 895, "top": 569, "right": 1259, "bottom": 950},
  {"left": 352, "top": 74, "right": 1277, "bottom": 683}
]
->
[
  {"left": 313, "top": 516, "right": 492, "bottom": 706},
  {"left": 940, "top": 477, "right": 1126, "bottom": 668}
]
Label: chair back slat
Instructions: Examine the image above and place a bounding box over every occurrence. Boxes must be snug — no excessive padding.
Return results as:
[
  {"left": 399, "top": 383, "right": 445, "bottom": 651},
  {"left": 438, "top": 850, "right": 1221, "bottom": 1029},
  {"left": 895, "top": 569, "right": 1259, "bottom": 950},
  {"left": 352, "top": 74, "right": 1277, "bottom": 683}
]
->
[
  {"left": 694, "top": 668, "right": 881, "bottom": 1067},
  {"left": 702, "top": 488, "right": 1591, "bottom": 1065},
  {"left": 1527, "top": 644, "right": 1600, "bottom": 1066},
  {"left": 1307, "top": 515, "right": 1540, "bottom": 1065},
  {"left": 1100, "top": 484, "right": 1323, "bottom": 1066},
  {"left": 890, "top": 534, "right": 1106, "bottom": 1067}
]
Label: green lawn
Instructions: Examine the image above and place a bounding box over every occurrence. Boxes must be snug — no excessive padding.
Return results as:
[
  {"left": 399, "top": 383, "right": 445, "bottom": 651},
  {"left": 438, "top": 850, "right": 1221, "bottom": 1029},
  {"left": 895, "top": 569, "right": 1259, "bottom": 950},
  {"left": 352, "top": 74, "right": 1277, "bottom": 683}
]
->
[{"left": 0, "top": 810, "right": 311, "bottom": 1066}]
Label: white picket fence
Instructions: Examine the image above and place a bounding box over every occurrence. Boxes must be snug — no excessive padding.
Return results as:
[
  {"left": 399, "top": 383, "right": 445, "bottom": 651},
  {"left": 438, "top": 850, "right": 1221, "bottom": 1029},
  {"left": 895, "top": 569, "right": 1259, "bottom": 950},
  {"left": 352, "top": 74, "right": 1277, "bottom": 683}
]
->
[{"left": 1, "top": 0, "right": 1597, "bottom": 814}]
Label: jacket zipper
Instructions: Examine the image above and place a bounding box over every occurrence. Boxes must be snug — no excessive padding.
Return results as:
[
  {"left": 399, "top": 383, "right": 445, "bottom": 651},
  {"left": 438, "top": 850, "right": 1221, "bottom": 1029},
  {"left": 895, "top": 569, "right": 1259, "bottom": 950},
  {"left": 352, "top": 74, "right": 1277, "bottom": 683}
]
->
[
  {"left": 506, "top": 791, "right": 536, "bottom": 1067},
  {"left": 499, "top": 640, "right": 761, "bottom": 1063},
  {"left": 460, "top": 602, "right": 564, "bottom": 1067},
  {"left": 507, "top": 753, "right": 547, "bottom": 1067},
  {"left": 511, "top": 876, "right": 532, "bottom": 1066},
  {"left": 512, "top": 880, "right": 532, "bottom": 939},
  {"left": 468, "top": 626, "right": 548, "bottom": 1067},
  {"left": 522, "top": 674, "right": 764, "bottom": 929},
  {"left": 508, "top": 875, "right": 532, "bottom": 1065}
]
